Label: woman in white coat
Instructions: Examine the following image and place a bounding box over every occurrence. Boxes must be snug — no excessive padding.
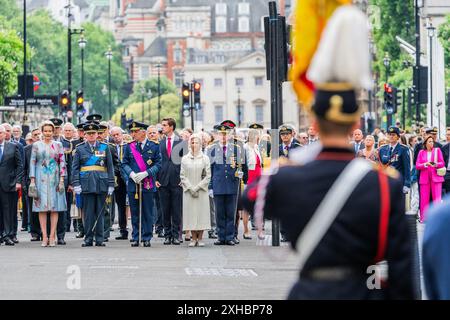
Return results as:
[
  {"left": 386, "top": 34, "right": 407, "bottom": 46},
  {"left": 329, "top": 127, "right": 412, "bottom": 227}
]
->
[{"left": 180, "top": 134, "right": 212, "bottom": 247}]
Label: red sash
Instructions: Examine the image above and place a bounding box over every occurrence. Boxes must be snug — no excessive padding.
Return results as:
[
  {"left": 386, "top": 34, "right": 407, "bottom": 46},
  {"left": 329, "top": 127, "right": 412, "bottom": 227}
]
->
[{"left": 130, "top": 142, "right": 153, "bottom": 190}]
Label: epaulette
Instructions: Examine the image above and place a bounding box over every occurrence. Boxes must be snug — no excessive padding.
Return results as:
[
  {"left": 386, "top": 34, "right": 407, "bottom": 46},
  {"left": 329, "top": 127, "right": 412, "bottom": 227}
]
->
[
  {"left": 108, "top": 142, "right": 115, "bottom": 147},
  {"left": 73, "top": 141, "right": 86, "bottom": 156},
  {"left": 75, "top": 141, "right": 86, "bottom": 148}
]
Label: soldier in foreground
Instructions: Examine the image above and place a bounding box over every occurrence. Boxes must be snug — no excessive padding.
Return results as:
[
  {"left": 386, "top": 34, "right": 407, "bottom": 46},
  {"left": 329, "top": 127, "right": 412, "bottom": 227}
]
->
[{"left": 243, "top": 5, "right": 415, "bottom": 299}]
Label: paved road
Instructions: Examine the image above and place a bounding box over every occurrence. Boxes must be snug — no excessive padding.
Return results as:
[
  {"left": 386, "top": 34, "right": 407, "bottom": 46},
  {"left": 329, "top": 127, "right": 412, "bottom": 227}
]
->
[{"left": 0, "top": 222, "right": 298, "bottom": 300}]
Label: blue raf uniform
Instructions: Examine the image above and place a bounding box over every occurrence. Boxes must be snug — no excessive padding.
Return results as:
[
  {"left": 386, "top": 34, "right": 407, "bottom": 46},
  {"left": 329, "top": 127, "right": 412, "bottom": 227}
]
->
[
  {"left": 72, "top": 123, "right": 115, "bottom": 247},
  {"left": 121, "top": 121, "right": 161, "bottom": 247},
  {"left": 378, "top": 127, "right": 411, "bottom": 191},
  {"left": 208, "top": 125, "right": 247, "bottom": 245}
]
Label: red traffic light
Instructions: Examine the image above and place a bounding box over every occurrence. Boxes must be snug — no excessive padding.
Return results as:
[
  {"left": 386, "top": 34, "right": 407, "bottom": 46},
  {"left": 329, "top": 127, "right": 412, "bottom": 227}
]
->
[{"left": 384, "top": 83, "right": 393, "bottom": 93}]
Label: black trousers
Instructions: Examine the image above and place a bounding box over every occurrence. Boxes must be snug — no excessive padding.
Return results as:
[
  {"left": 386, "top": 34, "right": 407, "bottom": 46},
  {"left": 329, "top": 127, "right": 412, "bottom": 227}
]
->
[
  {"left": 82, "top": 193, "right": 106, "bottom": 244},
  {"left": 28, "top": 196, "right": 41, "bottom": 237},
  {"left": 115, "top": 180, "right": 128, "bottom": 236},
  {"left": 160, "top": 185, "right": 182, "bottom": 240},
  {"left": 154, "top": 191, "right": 163, "bottom": 233},
  {"left": 21, "top": 191, "right": 28, "bottom": 229},
  {"left": 65, "top": 190, "right": 73, "bottom": 231},
  {"left": 12, "top": 192, "right": 18, "bottom": 237},
  {"left": 0, "top": 191, "right": 16, "bottom": 240}
]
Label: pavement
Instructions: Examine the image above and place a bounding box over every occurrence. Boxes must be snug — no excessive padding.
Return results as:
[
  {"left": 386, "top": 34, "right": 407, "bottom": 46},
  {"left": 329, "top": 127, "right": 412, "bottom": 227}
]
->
[{"left": 0, "top": 221, "right": 298, "bottom": 300}]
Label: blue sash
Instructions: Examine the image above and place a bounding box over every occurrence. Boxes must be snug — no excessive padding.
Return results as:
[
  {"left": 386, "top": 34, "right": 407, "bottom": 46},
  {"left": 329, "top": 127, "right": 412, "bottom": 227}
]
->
[{"left": 80, "top": 143, "right": 108, "bottom": 177}]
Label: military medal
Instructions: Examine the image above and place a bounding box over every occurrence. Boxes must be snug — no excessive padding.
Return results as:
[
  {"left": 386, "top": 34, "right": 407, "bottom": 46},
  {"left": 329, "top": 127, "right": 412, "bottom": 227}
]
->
[
  {"left": 99, "top": 159, "right": 105, "bottom": 167},
  {"left": 147, "top": 159, "right": 152, "bottom": 165}
]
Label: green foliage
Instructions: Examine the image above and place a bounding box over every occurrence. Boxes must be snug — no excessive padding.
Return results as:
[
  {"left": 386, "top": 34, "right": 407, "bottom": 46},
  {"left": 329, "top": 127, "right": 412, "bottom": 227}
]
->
[
  {"left": 111, "top": 93, "right": 181, "bottom": 126},
  {"left": 371, "top": 0, "right": 415, "bottom": 87},
  {"left": 121, "top": 77, "right": 177, "bottom": 107},
  {"left": 438, "top": 14, "right": 450, "bottom": 88}
]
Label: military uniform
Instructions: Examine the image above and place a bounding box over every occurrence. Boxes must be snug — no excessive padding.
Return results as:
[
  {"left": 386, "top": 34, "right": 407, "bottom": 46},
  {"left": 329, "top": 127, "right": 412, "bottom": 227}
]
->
[
  {"left": 279, "top": 126, "right": 302, "bottom": 158},
  {"left": 208, "top": 125, "right": 247, "bottom": 245},
  {"left": 378, "top": 127, "right": 411, "bottom": 190},
  {"left": 71, "top": 136, "right": 85, "bottom": 237},
  {"left": 114, "top": 142, "right": 129, "bottom": 239},
  {"left": 121, "top": 122, "right": 162, "bottom": 246},
  {"left": 72, "top": 124, "right": 115, "bottom": 246}
]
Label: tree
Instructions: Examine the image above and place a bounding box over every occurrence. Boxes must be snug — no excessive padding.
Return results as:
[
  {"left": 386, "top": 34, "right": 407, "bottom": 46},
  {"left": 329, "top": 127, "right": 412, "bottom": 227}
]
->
[
  {"left": 121, "top": 77, "right": 177, "bottom": 108},
  {"left": 438, "top": 14, "right": 450, "bottom": 88},
  {"left": 111, "top": 93, "right": 181, "bottom": 126}
]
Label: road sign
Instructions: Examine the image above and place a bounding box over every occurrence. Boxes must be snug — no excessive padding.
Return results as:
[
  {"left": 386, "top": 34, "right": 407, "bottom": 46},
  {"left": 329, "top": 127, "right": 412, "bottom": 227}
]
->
[
  {"left": 0, "top": 106, "right": 16, "bottom": 111},
  {"left": 33, "top": 75, "right": 41, "bottom": 92},
  {"left": 4, "top": 95, "right": 58, "bottom": 107}
]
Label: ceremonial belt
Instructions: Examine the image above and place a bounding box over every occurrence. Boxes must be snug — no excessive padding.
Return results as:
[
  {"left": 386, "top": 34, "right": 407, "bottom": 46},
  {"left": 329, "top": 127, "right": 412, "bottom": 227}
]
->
[{"left": 80, "top": 165, "right": 106, "bottom": 172}]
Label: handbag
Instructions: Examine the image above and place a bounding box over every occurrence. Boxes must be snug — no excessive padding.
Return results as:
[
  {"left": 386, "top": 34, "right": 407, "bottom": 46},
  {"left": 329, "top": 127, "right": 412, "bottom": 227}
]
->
[
  {"left": 434, "top": 149, "right": 447, "bottom": 177},
  {"left": 70, "top": 194, "right": 82, "bottom": 219},
  {"left": 28, "top": 184, "right": 38, "bottom": 199}
]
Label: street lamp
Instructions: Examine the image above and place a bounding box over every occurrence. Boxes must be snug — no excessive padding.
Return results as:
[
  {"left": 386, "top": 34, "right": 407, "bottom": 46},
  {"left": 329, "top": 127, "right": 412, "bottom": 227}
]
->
[
  {"left": 78, "top": 33, "right": 87, "bottom": 90},
  {"left": 140, "top": 86, "right": 145, "bottom": 122},
  {"left": 147, "top": 89, "right": 153, "bottom": 124},
  {"left": 427, "top": 23, "right": 436, "bottom": 127},
  {"left": 383, "top": 52, "right": 390, "bottom": 83},
  {"left": 157, "top": 62, "right": 162, "bottom": 123},
  {"left": 105, "top": 46, "right": 113, "bottom": 119},
  {"left": 237, "top": 86, "right": 242, "bottom": 127}
]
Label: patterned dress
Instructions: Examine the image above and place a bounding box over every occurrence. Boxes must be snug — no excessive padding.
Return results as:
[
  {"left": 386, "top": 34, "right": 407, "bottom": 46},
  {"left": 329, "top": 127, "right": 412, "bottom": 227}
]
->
[{"left": 30, "top": 141, "right": 67, "bottom": 212}]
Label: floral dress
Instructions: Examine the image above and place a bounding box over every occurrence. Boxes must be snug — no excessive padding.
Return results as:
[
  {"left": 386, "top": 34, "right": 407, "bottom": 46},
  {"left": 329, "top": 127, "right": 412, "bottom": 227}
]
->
[{"left": 30, "top": 141, "right": 67, "bottom": 212}]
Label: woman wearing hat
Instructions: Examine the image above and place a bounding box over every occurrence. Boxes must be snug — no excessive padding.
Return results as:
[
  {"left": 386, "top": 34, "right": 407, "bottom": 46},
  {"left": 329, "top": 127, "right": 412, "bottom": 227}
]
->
[
  {"left": 416, "top": 135, "right": 445, "bottom": 222},
  {"left": 180, "top": 134, "right": 211, "bottom": 247}
]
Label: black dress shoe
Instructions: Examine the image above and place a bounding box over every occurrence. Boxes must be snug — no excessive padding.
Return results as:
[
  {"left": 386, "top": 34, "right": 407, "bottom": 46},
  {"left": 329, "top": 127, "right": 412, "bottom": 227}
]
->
[
  {"left": 172, "top": 239, "right": 180, "bottom": 245},
  {"left": 95, "top": 243, "right": 105, "bottom": 247},
  {"left": 163, "top": 238, "right": 172, "bottom": 245},
  {"left": 115, "top": 235, "right": 128, "bottom": 240},
  {"left": 143, "top": 241, "right": 151, "bottom": 247},
  {"left": 214, "top": 240, "right": 225, "bottom": 245},
  {"left": 81, "top": 242, "right": 93, "bottom": 247},
  {"left": 4, "top": 238, "right": 15, "bottom": 246},
  {"left": 130, "top": 241, "right": 139, "bottom": 247},
  {"left": 30, "top": 236, "right": 41, "bottom": 242},
  {"left": 208, "top": 232, "right": 217, "bottom": 239},
  {"left": 157, "top": 232, "right": 165, "bottom": 238},
  {"left": 233, "top": 237, "right": 240, "bottom": 245},
  {"left": 12, "top": 237, "right": 19, "bottom": 244},
  {"left": 104, "top": 238, "right": 109, "bottom": 242},
  {"left": 76, "top": 232, "right": 85, "bottom": 238},
  {"left": 57, "top": 239, "right": 66, "bottom": 245},
  {"left": 226, "top": 240, "right": 235, "bottom": 246}
]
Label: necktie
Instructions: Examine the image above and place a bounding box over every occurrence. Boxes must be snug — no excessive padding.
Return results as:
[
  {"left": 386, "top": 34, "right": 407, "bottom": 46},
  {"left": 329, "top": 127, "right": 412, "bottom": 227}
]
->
[
  {"left": 284, "top": 145, "right": 289, "bottom": 156},
  {"left": 137, "top": 142, "right": 142, "bottom": 152},
  {"left": 167, "top": 137, "right": 172, "bottom": 158},
  {"left": 0, "top": 145, "right": 3, "bottom": 162}
]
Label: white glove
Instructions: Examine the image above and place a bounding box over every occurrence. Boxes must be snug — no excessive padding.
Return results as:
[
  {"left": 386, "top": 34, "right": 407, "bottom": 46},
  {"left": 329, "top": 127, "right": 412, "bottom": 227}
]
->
[
  {"left": 208, "top": 190, "right": 214, "bottom": 198},
  {"left": 74, "top": 186, "right": 82, "bottom": 195},
  {"left": 135, "top": 171, "right": 149, "bottom": 184},
  {"left": 107, "top": 187, "right": 114, "bottom": 195},
  {"left": 403, "top": 186, "right": 410, "bottom": 194},
  {"left": 130, "top": 172, "right": 138, "bottom": 183}
]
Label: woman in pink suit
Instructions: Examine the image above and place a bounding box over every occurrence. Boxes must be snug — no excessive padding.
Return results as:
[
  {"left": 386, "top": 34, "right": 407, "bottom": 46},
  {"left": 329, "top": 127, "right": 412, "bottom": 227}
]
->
[{"left": 416, "top": 136, "right": 445, "bottom": 222}]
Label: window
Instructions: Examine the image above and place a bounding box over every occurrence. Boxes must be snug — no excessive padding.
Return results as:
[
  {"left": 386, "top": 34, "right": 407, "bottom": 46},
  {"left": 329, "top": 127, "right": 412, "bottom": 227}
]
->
[
  {"left": 255, "top": 76, "right": 264, "bottom": 86},
  {"left": 237, "top": 104, "right": 244, "bottom": 125},
  {"left": 238, "top": 17, "right": 250, "bottom": 33},
  {"left": 140, "top": 66, "right": 149, "bottom": 79},
  {"left": 174, "top": 71, "right": 184, "bottom": 87},
  {"left": 235, "top": 78, "right": 244, "bottom": 87},
  {"left": 215, "top": 3, "right": 227, "bottom": 15},
  {"left": 174, "top": 48, "right": 182, "bottom": 63},
  {"left": 216, "top": 16, "right": 227, "bottom": 33},
  {"left": 214, "top": 78, "right": 223, "bottom": 87},
  {"left": 238, "top": 2, "right": 250, "bottom": 15},
  {"left": 255, "top": 105, "right": 264, "bottom": 123},
  {"left": 215, "top": 106, "right": 224, "bottom": 123},
  {"left": 214, "top": 54, "right": 225, "bottom": 63}
]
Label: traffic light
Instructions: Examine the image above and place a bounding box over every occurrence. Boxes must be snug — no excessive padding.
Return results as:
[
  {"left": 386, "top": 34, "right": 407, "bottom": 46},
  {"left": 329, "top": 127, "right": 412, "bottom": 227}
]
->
[
  {"left": 384, "top": 83, "right": 394, "bottom": 115},
  {"left": 60, "top": 90, "right": 71, "bottom": 111},
  {"left": 76, "top": 90, "right": 84, "bottom": 107},
  {"left": 182, "top": 82, "right": 191, "bottom": 117},
  {"left": 393, "top": 87, "right": 401, "bottom": 114},
  {"left": 193, "top": 81, "right": 201, "bottom": 110}
]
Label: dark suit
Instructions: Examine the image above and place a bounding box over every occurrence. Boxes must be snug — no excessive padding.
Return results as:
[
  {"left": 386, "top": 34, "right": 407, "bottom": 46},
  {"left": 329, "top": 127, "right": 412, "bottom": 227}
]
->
[
  {"left": 114, "top": 143, "right": 128, "bottom": 237},
  {"left": 442, "top": 143, "right": 450, "bottom": 194},
  {"left": 8, "top": 140, "right": 24, "bottom": 239},
  {"left": 13, "top": 137, "right": 26, "bottom": 147},
  {"left": 0, "top": 142, "right": 23, "bottom": 241},
  {"left": 351, "top": 141, "right": 365, "bottom": 155},
  {"left": 158, "top": 135, "right": 187, "bottom": 241},
  {"left": 279, "top": 139, "right": 302, "bottom": 158},
  {"left": 103, "top": 142, "right": 120, "bottom": 241}
]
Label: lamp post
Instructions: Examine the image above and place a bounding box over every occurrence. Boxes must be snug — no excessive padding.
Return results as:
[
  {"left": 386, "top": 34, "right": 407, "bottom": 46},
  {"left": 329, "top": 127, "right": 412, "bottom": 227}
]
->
[
  {"left": 140, "top": 86, "right": 145, "bottom": 122},
  {"left": 157, "top": 63, "right": 162, "bottom": 123},
  {"left": 78, "top": 33, "right": 86, "bottom": 90},
  {"left": 427, "top": 23, "right": 436, "bottom": 127},
  {"left": 383, "top": 52, "right": 391, "bottom": 127},
  {"left": 101, "top": 84, "right": 108, "bottom": 114},
  {"left": 147, "top": 89, "right": 153, "bottom": 124},
  {"left": 237, "top": 86, "right": 242, "bottom": 127},
  {"left": 105, "top": 46, "right": 113, "bottom": 119}
]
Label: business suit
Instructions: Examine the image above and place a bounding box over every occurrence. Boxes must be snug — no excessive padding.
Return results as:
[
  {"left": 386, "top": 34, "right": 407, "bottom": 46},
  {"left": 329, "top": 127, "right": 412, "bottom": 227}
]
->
[
  {"left": 9, "top": 140, "right": 24, "bottom": 240},
  {"left": 279, "top": 139, "right": 302, "bottom": 158},
  {"left": 158, "top": 134, "right": 187, "bottom": 242},
  {"left": 114, "top": 143, "right": 128, "bottom": 238},
  {"left": 0, "top": 142, "right": 23, "bottom": 243},
  {"left": 23, "top": 144, "right": 41, "bottom": 239},
  {"left": 350, "top": 141, "right": 365, "bottom": 155},
  {"left": 416, "top": 148, "right": 445, "bottom": 221},
  {"left": 442, "top": 143, "right": 450, "bottom": 195}
]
